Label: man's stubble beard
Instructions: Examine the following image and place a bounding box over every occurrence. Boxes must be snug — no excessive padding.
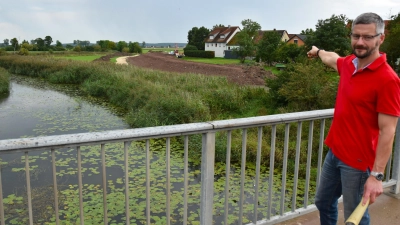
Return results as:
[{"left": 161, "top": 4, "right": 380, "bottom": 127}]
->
[{"left": 352, "top": 41, "right": 379, "bottom": 59}]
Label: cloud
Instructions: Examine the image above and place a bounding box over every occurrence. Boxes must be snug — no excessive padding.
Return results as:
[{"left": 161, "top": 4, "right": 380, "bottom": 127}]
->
[
  {"left": 31, "top": 6, "right": 44, "bottom": 11},
  {"left": 0, "top": 22, "right": 26, "bottom": 40}
]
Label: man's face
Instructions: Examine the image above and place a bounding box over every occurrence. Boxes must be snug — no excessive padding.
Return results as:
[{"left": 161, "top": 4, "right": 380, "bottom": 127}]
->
[{"left": 351, "top": 23, "right": 384, "bottom": 59}]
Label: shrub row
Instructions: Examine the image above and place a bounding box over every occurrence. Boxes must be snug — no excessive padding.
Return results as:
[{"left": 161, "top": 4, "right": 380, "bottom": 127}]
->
[{"left": 184, "top": 50, "right": 215, "bottom": 58}]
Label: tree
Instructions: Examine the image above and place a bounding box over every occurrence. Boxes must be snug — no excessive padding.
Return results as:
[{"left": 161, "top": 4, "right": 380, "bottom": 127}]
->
[
  {"left": 96, "top": 40, "right": 115, "bottom": 51},
  {"left": 117, "top": 41, "right": 128, "bottom": 52},
  {"left": 141, "top": 41, "right": 146, "bottom": 48},
  {"left": 256, "top": 30, "right": 281, "bottom": 65},
  {"left": 93, "top": 44, "right": 101, "bottom": 52},
  {"left": 35, "top": 38, "right": 45, "bottom": 51},
  {"left": 21, "top": 42, "right": 33, "bottom": 51},
  {"left": 44, "top": 36, "right": 53, "bottom": 48},
  {"left": 275, "top": 43, "right": 305, "bottom": 63},
  {"left": 73, "top": 45, "right": 81, "bottom": 52},
  {"left": 10, "top": 38, "right": 19, "bottom": 52},
  {"left": 3, "top": 39, "right": 9, "bottom": 46},
  {"left": 381, "top": 13, "right": 400, "bottom": 72},
  {"left": 233, "top": 19, "right": 261, "bottom": 63},
  {"left": 56, "top": 40, "right": 63, "bottom": 47},
  {"left": 300, "top": 28, "right": 314, "bottom": 35},
  {"left": 128, "top": 42, "right": 142, "bottom": 53},
  {"left": 304, "top": 14, "right": 351, "bottom": 56},
  {"left": 187, "top": 26, "right": 210, "bottom": 50},
  {"left": 55, "top": 40, "right": 65, "bottom": 51},
  {"left": 213, "top": 24, "right": 225, "bottom": 29}
]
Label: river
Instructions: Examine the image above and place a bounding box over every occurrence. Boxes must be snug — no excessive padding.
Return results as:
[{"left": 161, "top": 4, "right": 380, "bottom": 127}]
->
[{"left": 0, "top": 75, "right": 296, "bottom": 224}]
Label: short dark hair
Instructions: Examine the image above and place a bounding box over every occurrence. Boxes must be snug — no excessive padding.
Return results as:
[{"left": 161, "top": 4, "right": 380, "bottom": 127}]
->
[{"left": 352, "top": 12, "right": 385, "bottom": 34}]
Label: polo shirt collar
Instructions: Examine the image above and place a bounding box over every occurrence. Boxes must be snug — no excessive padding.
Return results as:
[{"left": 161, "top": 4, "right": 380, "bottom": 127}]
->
[{"left": 352, "top": 53, "right": 386, "bottom": 75}]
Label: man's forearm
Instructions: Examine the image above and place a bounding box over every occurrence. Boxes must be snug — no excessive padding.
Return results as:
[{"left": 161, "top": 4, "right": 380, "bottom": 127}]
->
[
  {"left": 307, "top": 46, "right": 339, "bottom": 71},
  {"left": 374, "top": 114, "right": 398, "bottom": 172},
  {"left": 373, "top": 130, "right": 396, "bottom": 172}
]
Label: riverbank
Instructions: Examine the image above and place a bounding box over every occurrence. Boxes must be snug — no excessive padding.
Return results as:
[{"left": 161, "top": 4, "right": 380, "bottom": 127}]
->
[{"left": 0, "top": 67, "right": 10, "bottom": 95}]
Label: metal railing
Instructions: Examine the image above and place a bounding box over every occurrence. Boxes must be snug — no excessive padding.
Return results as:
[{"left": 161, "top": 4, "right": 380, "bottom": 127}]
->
[{"left": 0, "top": 109, "right": 399, "bottom": 225}]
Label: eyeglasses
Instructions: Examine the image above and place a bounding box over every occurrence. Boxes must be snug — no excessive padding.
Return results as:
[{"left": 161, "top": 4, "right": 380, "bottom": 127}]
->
[{"left": 350, "top": 33, "right": 382, "bottom": 41}]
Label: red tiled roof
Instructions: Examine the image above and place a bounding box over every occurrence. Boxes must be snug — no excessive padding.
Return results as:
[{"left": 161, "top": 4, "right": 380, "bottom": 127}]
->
[
  {"left": 287, "top": 34, "right": 307, "bottom": 42},
  {"left": 204, "top": 26, "right": 241, "bottom": 43}
]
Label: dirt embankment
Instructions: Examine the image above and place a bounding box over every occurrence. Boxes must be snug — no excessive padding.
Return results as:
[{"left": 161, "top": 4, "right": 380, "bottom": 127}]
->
[{"left": 124, "top": 52, "right": 274, "bottom": 86}]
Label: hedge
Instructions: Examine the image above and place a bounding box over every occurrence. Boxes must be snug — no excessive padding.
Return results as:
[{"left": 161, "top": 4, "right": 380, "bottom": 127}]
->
[{"left": 184, "top": 50, "right": 215, "bottom": 58}]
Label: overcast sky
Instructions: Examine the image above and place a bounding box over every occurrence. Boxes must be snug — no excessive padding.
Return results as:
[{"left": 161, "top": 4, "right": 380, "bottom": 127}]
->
[{"left": 1, "top": 0, "right": 400, "bottom": 44}]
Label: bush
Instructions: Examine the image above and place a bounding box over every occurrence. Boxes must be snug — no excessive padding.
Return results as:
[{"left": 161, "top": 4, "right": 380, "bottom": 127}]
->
[
  {"left": 18, "top": 48, "right": 29, "bottom": 55},
  {"left": 0, "top": 48, "right": 7, "bottom": 56},
  {"left": 183, "top": 44, "right": 197, "bottom": 54},
  {"left": 184, "top": 50, "right": 215, "bottom": 58},
  {"left": 266, "top": 59, "right": 338, "bottom": 111},
  {"left": 73, "top": 46, "right": 81, "bottom": 52}
]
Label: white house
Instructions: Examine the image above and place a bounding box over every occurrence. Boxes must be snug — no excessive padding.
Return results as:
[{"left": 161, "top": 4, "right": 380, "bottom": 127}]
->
[{"left": 204, "top": 26, "right": 241, "bottom": 57}]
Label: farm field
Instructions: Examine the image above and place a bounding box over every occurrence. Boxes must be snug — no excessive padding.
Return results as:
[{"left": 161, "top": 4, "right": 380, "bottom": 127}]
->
[{"left": 126, "top": 52, "right": 272, "bottom": 86}]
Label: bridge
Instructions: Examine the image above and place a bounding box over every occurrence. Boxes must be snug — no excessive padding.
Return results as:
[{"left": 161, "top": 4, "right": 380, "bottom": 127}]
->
[{"left": 0, "top": 109, "right": 399, "bottom": 225}]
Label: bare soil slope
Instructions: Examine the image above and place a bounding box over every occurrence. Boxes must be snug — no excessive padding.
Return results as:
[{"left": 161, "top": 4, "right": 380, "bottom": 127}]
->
[{"left": 125, "top": 52, "right": 273, "bottom": 86}]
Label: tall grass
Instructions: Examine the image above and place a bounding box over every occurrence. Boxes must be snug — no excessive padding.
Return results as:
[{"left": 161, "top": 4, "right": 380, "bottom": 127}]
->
[{"left": 0, "top": 67, "right": 10, "bottom": 95}]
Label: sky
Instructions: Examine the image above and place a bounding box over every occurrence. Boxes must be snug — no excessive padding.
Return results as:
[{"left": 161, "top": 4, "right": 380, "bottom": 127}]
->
[{"left": 1, "top": 0, "right": 400, "bottom": 44}]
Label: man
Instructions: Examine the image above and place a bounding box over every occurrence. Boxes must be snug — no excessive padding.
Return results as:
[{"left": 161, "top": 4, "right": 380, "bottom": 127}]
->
[{"left": 307, "top": 12, "right": 400, "bottom": 224}]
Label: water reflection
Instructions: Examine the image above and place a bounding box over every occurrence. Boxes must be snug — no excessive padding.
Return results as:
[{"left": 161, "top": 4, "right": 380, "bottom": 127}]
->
[{"left": 0, "top": 75, "right": 129, "bottom": 140}]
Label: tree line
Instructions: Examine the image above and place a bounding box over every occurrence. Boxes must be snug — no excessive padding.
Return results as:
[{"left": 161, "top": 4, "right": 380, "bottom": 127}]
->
[{"left": 1, "top": 36, "right": 145, "bottom": 55}]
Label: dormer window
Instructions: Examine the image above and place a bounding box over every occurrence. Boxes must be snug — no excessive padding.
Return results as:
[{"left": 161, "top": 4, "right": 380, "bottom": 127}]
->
[
  {"left": 220, "top": 35, "right": 225, "bottom": 39},
  {"left": 210, "top": 35, "right": 214, "bottom": 39}
]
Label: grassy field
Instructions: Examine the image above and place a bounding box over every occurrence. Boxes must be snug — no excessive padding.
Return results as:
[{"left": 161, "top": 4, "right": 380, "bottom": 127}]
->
[{"left": 142, "top": 47, "right": 183, "bottom": 54}]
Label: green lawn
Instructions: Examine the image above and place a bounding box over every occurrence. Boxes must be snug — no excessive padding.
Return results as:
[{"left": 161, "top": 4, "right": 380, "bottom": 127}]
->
[
  {"left": 58, "top": 55, "right": 106, "bottom": 61},
  {"left": 142, "top": 48, "right": 183, "bottom": 54},
  {"left": 182, "top": 57, "right": 241, "bottom": 65},
  {"left": 110, "top": 57, "right": 118, "bottom": 63}
]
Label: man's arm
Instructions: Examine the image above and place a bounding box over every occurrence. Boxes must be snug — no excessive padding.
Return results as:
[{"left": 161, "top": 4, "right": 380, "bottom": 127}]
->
[
  {"left": 362, "top": 113, "right": 399, "bottom": 205},
  {"left": 307, "top": 46, "right": 339, "bottom": 71}
]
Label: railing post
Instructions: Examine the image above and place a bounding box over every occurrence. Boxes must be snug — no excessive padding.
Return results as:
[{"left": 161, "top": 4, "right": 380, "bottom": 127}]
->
[
  {"left": 391, "top": 120, "right": 400, "bottom": 194},
  {"left": 200, "top": 132, "right": 216, "bottom": 225}
]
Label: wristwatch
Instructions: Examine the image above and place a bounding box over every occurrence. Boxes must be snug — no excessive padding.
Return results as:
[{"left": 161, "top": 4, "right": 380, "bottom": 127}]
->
[{"left": 370, "top": 171, "right": 384, "bottom": 181}]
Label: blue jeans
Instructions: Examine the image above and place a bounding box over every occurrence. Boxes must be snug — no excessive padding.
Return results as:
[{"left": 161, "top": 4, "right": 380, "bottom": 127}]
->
[{"left": 315, "top": 150, "right": 370, "bottom": 225}]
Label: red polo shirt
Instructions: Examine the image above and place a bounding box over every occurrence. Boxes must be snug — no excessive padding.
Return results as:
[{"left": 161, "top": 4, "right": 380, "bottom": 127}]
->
[{"left": 325, "top": 53, "right": 400, "bottom": 171}]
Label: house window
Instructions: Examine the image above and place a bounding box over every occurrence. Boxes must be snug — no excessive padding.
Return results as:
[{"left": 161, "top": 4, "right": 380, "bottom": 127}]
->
[
  {"left": 294, "top": 39, "right": 298, "bottom": 45},
  {"left": 228, "top": 47, "right": 230, "bottom": 50},
  {"left": 207, "top": 44, "right": 209, "bottom": 47}
]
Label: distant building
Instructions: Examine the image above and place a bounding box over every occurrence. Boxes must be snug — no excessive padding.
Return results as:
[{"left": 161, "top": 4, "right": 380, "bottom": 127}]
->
[
  {"left": 287, "top": 34, "right": 307, "bottom": 46},
  {"left": 204, "top": 26, "right": 241, "bottom": 57}
]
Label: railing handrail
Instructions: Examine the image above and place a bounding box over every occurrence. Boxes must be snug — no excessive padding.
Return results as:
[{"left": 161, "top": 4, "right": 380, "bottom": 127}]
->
[
  {"left": 0, "top": 109, "right": 334, "bottom": 153},
  {"left": 2, "top": 108, "right": 398, "bottom": 225}
]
